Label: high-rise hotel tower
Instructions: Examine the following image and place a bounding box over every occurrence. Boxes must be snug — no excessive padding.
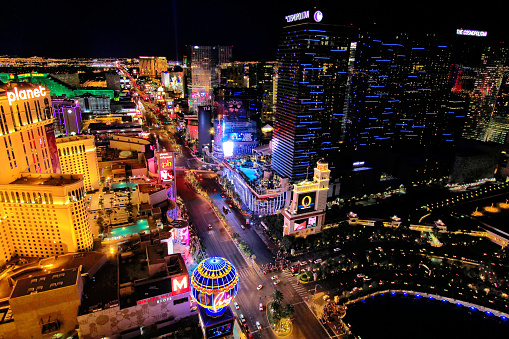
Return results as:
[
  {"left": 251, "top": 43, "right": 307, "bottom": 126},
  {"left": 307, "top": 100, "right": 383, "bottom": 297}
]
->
[
  {"left": 272, "top": 8, "right": 357, "bottom": 182},
  {"left": 0, "top": 82, "right": 93, "bottom": 266}
]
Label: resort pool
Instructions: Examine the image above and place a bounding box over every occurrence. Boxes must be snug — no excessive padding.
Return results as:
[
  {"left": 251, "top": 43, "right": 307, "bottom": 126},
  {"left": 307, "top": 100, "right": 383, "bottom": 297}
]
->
[
  {"left": 110, "top": 219, "right": 149, "bottom": 238},
  {"left": 111, "top": 182, "right": 138, "bottom": 190},
  {"left": 239, "top": 167, "right": 260, "bottom": 181}
]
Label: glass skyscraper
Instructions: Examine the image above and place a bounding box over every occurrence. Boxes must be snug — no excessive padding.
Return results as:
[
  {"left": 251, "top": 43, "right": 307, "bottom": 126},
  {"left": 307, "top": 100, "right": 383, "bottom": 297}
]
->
[{"left": 272, "top": 17, "right": 357, "bottom": 182}]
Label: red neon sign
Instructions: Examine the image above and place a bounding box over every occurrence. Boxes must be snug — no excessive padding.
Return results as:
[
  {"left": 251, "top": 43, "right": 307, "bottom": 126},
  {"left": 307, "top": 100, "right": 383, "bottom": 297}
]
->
[{"left": 172, "top": 275, "right": 190, "bottom": 295}]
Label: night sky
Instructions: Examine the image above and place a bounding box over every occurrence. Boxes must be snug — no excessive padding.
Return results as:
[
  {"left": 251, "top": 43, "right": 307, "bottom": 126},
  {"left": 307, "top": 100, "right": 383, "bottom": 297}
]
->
[{"left": 1, "top": 0, "right": 505, "bottom": 61}]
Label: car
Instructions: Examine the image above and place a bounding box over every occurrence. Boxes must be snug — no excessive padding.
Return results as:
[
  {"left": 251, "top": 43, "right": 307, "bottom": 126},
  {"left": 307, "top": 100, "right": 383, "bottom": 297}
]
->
[
  {"left": 259, "top": 303, "right": 263, "bottom": 311},
  {"left": 234, "top": 302, "right": 239, "bottom": 310},
  {"left": 257, "top": 284, "right": 263, "bottom": 290},
  {"left": 323, "top": 295, "right": 330, "bottom": 301},
  {"left": 300, "top": 261, "right": 307, "bottom": 267},
  {"left": 241, "top": 225, "right": 245, "bottom": 230},
  {"left": 208, "top": 224, "right": 212, "bottom": 230},
  {"left": 314, "top": 258, "right": 323, "bottom": 264},
  {"left": 256, "top": 321, "right": 262, "bottom": 330},
  {"left": 271, "top": 275, "right": 278, "bottom": 280},
  {"left": 273, "top": 279, "right": 281, "bottom": 285},
  {"left": 240, "top": 314, "right": 246, "bottom": 323},
  {"left": 334, "top": 248, "right": 341, "bottom": 252}
]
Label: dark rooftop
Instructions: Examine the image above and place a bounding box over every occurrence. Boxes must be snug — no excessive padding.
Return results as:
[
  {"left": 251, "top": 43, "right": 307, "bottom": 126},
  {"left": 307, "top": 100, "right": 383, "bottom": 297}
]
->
[{"left": 10, "top": 267, "right": 80, "bottom": 299}]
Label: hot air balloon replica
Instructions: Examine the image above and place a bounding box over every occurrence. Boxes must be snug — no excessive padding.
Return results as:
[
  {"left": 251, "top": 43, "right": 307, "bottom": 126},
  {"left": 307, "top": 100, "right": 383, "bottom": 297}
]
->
[{"left": 191, "top": 257, "right": 239, "bottom": 338}]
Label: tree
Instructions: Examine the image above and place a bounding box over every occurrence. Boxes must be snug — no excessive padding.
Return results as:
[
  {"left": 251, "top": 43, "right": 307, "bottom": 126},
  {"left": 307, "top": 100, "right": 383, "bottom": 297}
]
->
[
  {"left": 106, "top": 209, "right": 114, "bottom": 225},
  {"left": 272, "top": 289, "right": 284, "bottom": 304},
  {"left": 280, "top": 236, "right": 294, "bottom": 252},
  {"left": 96, "top": 216, "right": 105, "bottom": 234},
  {"left": 282, "top": 304, "right": 295, "bottom": 318}
]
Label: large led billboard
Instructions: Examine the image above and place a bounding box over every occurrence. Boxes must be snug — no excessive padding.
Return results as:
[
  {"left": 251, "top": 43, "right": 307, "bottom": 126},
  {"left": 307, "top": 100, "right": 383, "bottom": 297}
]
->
[
  {"left": 158, "top": 152, "right": 175, "bottom": 182},
  {"left": 294, "top": 216, "right": 318, "bottom": 231},
  {"left": 297, "top": 192, "right": 316, "bottom": 214}
]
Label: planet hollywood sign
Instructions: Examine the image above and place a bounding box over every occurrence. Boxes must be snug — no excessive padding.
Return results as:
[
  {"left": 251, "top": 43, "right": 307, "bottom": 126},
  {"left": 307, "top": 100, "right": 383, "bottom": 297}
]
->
[
  {"left": 6, "top": 86, "right": 47, "bottom": 106},
  {"left": 285, "top": 10, "right": 323, "bottom": 23}
]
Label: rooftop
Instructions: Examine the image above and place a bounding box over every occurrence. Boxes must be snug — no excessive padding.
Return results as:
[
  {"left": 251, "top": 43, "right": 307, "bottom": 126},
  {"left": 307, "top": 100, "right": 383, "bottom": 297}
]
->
[
  {"left": 56, "top": 135, "right": 95, "bottom": 144},
  {"left": 9, "top": 174, "right": 81, "bottom": 186},
  {"left": 10, "top": 267, "right": 80, "bottom": 299}
]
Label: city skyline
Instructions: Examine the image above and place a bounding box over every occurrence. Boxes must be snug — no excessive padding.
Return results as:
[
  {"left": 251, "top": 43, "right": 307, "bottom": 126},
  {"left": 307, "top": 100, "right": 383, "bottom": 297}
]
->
[{"left": 1, "top": 1, "right": 506, "bottom": 61}]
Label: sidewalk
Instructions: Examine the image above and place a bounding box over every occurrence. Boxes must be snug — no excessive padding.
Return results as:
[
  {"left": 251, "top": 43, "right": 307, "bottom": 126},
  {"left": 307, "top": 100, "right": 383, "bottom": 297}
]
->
[{"left": 251, "top": 223, "right": 279, "bottom": 255}]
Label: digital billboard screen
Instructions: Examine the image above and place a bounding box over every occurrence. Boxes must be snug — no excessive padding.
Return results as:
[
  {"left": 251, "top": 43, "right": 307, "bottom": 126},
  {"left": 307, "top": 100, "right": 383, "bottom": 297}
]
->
[
  {"left": 294, "top": 219, "right": 307, "bottom": 231},
  {"left": 294, "top": 216, "right": 317, "bottom": 231},
  {"left": 297, "top": 192, "right": 316, "bottom": 214},
  {"left": 206, "top": 320, "right": 234, "bottom": 339},
  {"left": 228, "top": 132, "right": 254, "bottom": 142},
  {"left": 158, "top": 152, "right": 175, "bottom": 182}
]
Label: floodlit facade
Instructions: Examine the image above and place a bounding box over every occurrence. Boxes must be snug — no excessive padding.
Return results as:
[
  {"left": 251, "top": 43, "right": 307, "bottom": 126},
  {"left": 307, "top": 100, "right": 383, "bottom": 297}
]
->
[
  {"left": 283, "top": 160, "right": 330, "bottom": 237},
  {"left": 0, "top": 82, "right": 59, "bottom": 184},
  {"left": 56, "top": 135, "right": 100, "bottom": 191},
  {"left": 0, "top": 173, "right": 93, "bottom": 265},
  {"left": 139, "top": 56, "right": 168, "bottom": 78}
]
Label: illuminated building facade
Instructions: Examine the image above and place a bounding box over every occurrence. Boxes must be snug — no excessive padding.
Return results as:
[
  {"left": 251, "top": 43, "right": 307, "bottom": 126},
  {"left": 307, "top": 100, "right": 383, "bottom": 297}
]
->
[
  {"left": 222, "top": 161, "right": 290, "bottom": 216},
  {"left": 272, "top": 11, "right": 357, "bottom": 182},
  {"left": 0, "top": 83, "right": 93, "bottom": 266},
  {"left": 213, "top": 88, "right": 260, "bottom": 157},
  {"left": 139, "top": 56, "right": 168, "bottom": 78},
  {"left": 51, "top": 98, "right": 82, "bottom": 136},
  {"left": 0, "top": 173, "right": 94, "bottom": 265},
  {"left": 56, "top": 135, "right": 100, "bottom": 191},
  {"left": 461, "top": 46, "right": 507, "bottom": 141},
  {"left": 0, "top": 82, "right": 58, "bottom": 184},
  {"left": 78, "top": 247, "right": 192, "bottom": 338},
  {"left": 185, "top": 45, "right": 232, "bottom": 111},
  {"left": 75, "top": 94, "right": 110, "bottom": 115},
  {"left": 283, "top": 159, "right": 330, "bottom": 237},
  {"left": 161, "top": 66, "right": 185, "bottom": 95},
  {"left": 347, "top": 31, "right": 463, "bottom": 151}
]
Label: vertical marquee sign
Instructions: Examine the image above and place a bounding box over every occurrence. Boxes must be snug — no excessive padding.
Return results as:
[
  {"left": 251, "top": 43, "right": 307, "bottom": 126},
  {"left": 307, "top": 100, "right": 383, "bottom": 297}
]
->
[{"left": 158, "top": 152, "right": 175, "bottom": 183}]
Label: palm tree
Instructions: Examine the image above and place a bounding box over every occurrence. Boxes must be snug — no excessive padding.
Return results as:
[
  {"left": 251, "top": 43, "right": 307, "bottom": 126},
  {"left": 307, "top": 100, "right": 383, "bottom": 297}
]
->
[{"left": 272, "top": 289, "right": 284, "bottom": 304}]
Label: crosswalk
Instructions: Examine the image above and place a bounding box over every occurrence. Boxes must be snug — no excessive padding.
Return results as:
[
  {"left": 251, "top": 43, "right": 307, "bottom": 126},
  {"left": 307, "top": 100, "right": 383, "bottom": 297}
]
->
[{"left": 281, "top": 270, "right": 309, "bottom": 300}]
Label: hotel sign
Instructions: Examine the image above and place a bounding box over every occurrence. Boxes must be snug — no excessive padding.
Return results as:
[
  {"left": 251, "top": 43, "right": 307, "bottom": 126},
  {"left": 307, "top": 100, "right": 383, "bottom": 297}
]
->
[
  {"left": 285, "top": 10, "right": 323, "bottom": 23},
  {"left": 456, "top": 29, "right": 487, "bottom": 37},
  {"left": 6, "top": 86, "right": 47, "bottom": 106}
]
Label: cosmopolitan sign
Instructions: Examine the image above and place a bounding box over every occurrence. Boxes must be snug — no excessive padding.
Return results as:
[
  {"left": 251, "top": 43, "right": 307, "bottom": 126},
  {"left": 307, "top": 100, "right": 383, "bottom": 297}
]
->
[
  {"left": 285, "top": 10, "right": 309, "bottom": 22},
  {"left": 6, "top": 86, "right": 47, "bottom": 106},
  {"left": 285, "top": 10, "right": 323, "bottom": 23},
  {"left": 456, "top": 29, "right": 487, "bottom": 37}
]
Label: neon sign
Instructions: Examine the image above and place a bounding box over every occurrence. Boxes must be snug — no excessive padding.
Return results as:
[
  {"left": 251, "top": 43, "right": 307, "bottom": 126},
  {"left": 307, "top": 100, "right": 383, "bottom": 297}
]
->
[
  {"left": 159, "top": 152, "right": 175, "bottom": 182},
  {"left": 172, "top": 275, "right": 190, "bottom": 295},
  {"left": 6, "top": 86, "right": 47, "bottom": 106},
  {"left": 456, "top": 29, "right": 487, "bottom": 37},
  {"left": 285, "top": 10, "right": 309, "bottom": 23},
  {"left": 314, "top": 11, "right": 323, "bottom": 22},
  {"left": 137, "top": 292, "right": 171, "bottom": 305},
  {"left": 297, "top": 192, "right": 316, "bottom": 214},
  {"left": 213, "top": 291, "right": 233, "bottom": 309}
]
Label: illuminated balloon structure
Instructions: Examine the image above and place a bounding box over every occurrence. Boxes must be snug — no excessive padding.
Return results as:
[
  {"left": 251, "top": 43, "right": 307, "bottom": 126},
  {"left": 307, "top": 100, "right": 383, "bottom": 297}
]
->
[{"left": 191, "top": 257, "right": 239, "bottom": 317}]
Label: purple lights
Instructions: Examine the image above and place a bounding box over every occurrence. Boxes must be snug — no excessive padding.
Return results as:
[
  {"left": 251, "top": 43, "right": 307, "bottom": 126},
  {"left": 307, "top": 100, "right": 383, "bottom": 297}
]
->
[{"left": 314, "top": 10, "right": 323, "bottom": 22}]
